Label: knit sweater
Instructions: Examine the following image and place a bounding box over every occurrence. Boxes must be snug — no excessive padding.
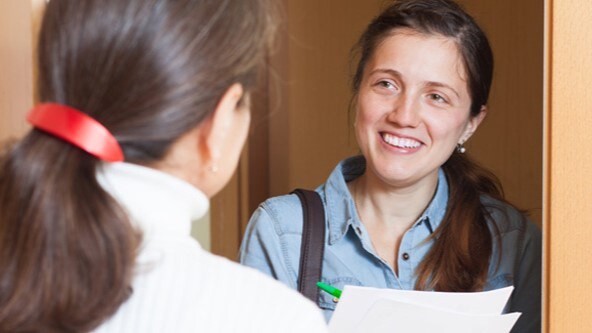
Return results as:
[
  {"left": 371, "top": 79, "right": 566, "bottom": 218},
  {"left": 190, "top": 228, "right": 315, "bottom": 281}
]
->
[{"left": 94, "top": 162, "right": 328, "bottom": 333}]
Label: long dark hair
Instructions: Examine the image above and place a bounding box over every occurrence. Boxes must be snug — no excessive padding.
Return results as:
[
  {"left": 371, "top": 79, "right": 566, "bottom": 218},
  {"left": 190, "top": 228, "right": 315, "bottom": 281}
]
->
[
  {"left": 0, "top": 0, "right": 275, "bottom": 331},
  {"left": 352, "top": 0, "right": 509, "bottom": 291}
]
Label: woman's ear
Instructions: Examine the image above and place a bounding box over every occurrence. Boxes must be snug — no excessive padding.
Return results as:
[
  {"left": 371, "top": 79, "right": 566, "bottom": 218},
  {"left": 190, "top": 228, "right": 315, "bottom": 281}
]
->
[
  {"left": 460, "top": 105, "right": 487, "bottom": 144},
  {"left": 197, "top": 83, "right": 245, "bottom": 171}
]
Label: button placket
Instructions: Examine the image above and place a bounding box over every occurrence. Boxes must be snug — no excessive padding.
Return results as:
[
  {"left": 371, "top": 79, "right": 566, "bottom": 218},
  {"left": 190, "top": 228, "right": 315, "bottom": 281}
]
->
[{"left": 398, "top": 225, "right": 420, "bottom": 289}]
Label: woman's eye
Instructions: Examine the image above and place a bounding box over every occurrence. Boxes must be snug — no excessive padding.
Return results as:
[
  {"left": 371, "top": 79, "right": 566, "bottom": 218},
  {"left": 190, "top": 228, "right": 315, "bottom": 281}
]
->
[
  {"left": 376, "top": 80, "right": 396, "bottom": 90},
  {"left": 428, "top": 93, "right": 447, "bottom": 104}
]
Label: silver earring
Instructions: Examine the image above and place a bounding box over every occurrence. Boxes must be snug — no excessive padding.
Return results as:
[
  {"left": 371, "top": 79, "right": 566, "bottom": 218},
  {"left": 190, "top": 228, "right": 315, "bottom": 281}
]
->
[{"left": 456, "top": 143, "right": 466, "bottom": 154}]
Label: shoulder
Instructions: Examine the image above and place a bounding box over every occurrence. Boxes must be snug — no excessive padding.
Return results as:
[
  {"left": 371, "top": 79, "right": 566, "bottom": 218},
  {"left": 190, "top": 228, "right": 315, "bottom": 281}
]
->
[
  {"left": 204, "top": 251, "right": 300, "bottom": 298},
  {"left": 481, "top": 196, "right": 540, "bottom": 234},
  {"left": 480, "top": 196, "right": 542, "bottom": 257},
  {"left": 100, "top": 242, "right": 327, "bottom": 332},
  {"left": 250, "top": 191, "right": 319, "bottom": 236},
  {"left": 257, "top": 187, "right": 330, "bottom": 236},
  {"left": 133, "top": 235, "right": 208, "bottom": 283}
]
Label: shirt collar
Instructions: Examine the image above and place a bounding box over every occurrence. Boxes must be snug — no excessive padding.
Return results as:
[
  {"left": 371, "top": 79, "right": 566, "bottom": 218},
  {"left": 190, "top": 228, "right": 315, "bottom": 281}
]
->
[
  {"left": 96, "top": 162, "right": 209, "bottom": 238},
  {"left": 322, "top": 156, "right": 449, "bottom": 245},
  {"left": 421, "top": 167, "right": 449, "bottom": 233}
]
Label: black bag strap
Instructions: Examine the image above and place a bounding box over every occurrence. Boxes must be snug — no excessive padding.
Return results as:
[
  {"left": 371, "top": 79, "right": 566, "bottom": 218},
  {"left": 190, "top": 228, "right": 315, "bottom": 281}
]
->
[{"left": 292, "top": 189, "right": 326, "bottom": 304}]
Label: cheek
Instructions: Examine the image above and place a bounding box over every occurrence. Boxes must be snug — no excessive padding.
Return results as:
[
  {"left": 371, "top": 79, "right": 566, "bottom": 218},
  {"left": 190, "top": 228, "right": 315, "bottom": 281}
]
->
[
  {"left": 426, "top": 113, "right": 469, "bottom": 144},
  {"left": 354, "top": 107, "right": 375, "bottom": 148},
  {"left": 355, "top": 96, "right": 384, "bottom": 131}
]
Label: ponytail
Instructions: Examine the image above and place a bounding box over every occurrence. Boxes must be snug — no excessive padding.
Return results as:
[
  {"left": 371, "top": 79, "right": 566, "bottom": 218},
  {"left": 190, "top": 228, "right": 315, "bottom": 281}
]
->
[
  {"left": 0, "top": 0, "right": 276, "bottom": 329},
  {"left": 0, "top": 132, "right": 140, "bottom": 332},
  {"left": 415, "top": 153, "right": 507, "bottom": 291}
]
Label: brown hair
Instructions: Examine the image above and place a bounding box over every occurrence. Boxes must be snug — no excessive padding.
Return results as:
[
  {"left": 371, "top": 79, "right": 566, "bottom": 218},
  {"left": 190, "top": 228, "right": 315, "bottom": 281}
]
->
[
  {"left": 352, "top": 0, "right": 511, "bottom": 291},
  {"left": 0, "top": 0, "right": 275, "bottom": 331}
]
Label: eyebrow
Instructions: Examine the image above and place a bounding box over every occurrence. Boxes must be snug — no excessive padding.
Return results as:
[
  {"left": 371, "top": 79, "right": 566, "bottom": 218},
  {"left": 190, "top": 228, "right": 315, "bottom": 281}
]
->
[
  {"left": 368, "top": 68, "right": 403, "bottom": 79},
  {"left": 368, "top": 68, "right": 461, "bottom": 98},
  {"left": 424, "top": 81, "right": 460, "bottom": 98}
]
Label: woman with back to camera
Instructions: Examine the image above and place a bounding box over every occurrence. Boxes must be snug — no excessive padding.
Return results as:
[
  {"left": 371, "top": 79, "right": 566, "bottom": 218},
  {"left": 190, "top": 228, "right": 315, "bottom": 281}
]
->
[
  {"left": 0, "top": 0, "right": 329, "bottom": 332},
  {"left": 240, "top": 0, "right": 541, "bottom": 332}
]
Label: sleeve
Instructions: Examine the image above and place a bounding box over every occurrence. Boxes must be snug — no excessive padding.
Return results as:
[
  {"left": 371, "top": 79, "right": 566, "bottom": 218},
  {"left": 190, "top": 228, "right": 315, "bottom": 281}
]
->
[
  {"left": 509, "top": 221, "right": 542, "bottom": 333},
  {"left": 239, "top": 204, "right": 298, "bottom": 289}
]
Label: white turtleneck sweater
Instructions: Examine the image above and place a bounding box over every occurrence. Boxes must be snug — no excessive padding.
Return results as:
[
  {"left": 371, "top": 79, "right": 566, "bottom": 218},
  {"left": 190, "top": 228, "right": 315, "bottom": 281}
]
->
[{"left": 94, "top": 162, "right": 328, "bottom": 333}]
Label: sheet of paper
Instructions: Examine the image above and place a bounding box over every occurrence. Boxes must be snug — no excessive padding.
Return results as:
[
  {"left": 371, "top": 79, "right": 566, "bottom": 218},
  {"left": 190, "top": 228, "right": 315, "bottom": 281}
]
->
[
  {"left": 329, "top": 286, "right": 519, "bottom": 333},
  {"left": 355, "top": 299, "right": 521, "bottom": 333}
]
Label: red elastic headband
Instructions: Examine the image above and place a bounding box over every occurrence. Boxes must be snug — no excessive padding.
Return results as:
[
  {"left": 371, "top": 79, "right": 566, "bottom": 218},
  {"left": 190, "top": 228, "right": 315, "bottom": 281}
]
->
[{"left": 27, "top": 103, "right": 124, "bottom": 162}]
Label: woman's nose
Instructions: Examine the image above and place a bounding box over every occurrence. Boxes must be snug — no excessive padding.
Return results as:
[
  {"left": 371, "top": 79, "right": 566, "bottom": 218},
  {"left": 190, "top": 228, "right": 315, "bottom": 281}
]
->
[{"left": 387, "top": 94, "right": 420, "bottom": 127}]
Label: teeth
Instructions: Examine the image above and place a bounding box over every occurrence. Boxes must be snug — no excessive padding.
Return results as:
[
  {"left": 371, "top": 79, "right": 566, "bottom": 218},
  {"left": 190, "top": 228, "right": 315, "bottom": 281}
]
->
[{"left": 382, "top": 133, "right": 421, "bottom": 149}]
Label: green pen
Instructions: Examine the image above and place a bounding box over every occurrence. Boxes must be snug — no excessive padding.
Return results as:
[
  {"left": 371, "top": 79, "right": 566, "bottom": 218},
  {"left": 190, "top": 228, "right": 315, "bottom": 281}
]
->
[{"left": 316, "top": 281, "right": 342, "bottom": 298}]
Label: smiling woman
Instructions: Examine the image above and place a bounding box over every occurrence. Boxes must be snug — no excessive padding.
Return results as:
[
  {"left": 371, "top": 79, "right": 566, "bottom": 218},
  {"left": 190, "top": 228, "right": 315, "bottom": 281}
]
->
[
  {"left": 240, "top": 1, "right": 541, "bottom": 332},
  {"left": 354, "top": 31, "right": 484, "bottom": 191},
  {"left": 351, "top": 30, "right": 488, "bottom": 273}
]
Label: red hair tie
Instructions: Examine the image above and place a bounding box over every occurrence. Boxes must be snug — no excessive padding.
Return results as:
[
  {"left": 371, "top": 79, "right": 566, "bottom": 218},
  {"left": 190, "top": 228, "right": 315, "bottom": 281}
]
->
[{"left": 27, "top": 103, "right": 124, "bottom": 162}]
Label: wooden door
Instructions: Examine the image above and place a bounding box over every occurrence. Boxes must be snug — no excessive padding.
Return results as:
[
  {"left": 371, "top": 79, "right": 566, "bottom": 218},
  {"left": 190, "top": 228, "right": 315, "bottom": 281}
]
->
[{"left": 544, "top": 0, "right": 592, "bottom": 331}]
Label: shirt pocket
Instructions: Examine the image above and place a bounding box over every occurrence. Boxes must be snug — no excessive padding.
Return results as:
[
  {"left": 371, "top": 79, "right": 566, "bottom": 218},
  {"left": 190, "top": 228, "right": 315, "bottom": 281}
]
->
[{"left": 317, "top": 276, "right": 363, "bottom": 311}]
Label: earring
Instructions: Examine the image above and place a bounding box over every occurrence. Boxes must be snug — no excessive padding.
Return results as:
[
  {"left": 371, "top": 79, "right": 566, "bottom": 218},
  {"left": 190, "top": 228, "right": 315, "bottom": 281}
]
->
[
  {"left": 456, "top": 143, "right": 466, "bottom": 154},
  {"left": 209, "top": 164, "right": 219, "bottom": 173}
]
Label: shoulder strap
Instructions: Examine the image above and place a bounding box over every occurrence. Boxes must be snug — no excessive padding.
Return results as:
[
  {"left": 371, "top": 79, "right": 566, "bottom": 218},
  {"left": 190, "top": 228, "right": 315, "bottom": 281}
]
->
[{"left": 292, "top": 189, "right": 326, "bottom": 304}]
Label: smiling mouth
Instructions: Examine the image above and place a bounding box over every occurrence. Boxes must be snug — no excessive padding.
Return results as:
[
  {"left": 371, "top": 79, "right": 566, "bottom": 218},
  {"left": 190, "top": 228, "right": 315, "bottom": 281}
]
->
[{"left": 381, "top": 132, "right": 421, "bottom": 149}]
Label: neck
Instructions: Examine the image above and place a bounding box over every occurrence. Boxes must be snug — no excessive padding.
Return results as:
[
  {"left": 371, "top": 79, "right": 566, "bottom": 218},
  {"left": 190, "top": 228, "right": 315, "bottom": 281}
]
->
[
  {"left": 349, "top": 170, "right": 439, "bottom": 229},
  {"left": 349, "top": 169, "right": 440, "bottom": 273},
  {"left": 146, "top": 127, "right": 209, "bottom": 196}
]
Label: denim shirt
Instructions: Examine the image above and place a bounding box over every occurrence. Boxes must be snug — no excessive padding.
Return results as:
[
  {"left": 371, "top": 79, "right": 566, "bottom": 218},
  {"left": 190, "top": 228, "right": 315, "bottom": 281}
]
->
[{"left": 239, "top": 156, "right": 541, "bottom": 333}]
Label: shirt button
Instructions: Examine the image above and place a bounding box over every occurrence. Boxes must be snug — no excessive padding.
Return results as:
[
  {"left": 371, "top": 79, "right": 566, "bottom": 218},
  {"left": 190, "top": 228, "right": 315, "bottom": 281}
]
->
[
  {"left": 355, "top": 226, "right": 362, "bottom": 235},
  {"left": 402, "top": 252, "right": 410, "bottom": 261}
]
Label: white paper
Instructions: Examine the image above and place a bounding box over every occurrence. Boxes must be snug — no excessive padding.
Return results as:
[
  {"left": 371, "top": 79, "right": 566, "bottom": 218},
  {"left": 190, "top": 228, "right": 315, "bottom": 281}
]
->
[{"left": 328, "top": 286, "right": 521, "bottom": 333}]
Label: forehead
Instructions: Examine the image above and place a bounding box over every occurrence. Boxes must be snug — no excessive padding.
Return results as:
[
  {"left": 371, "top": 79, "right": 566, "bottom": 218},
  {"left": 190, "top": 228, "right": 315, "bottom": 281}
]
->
[{"left": 367, "top": 29, "right": 469, "bottom": 91}]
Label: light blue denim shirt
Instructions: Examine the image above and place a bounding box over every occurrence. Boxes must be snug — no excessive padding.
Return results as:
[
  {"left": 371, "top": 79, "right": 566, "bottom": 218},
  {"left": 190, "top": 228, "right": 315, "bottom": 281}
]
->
[{"left": 240, "top": 156, "right": 541, "bottom": 333}]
